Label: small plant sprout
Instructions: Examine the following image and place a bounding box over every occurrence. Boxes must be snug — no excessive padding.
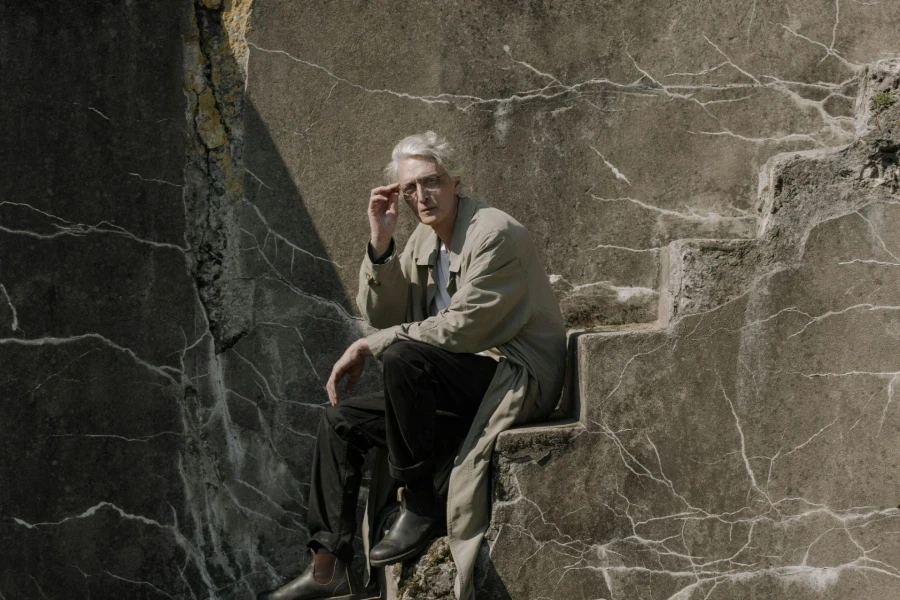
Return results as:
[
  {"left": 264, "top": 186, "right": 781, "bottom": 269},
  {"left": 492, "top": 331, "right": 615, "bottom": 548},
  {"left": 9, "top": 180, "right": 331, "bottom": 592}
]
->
[{"left": 873, "top": 91, "right": 897, "bottom": 110}]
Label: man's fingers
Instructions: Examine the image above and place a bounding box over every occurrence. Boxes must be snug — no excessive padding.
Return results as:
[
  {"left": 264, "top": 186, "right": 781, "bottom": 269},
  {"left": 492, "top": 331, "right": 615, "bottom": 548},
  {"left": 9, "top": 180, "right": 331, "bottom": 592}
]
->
[
  {"left": 369, "top": 195, "right": 391, "bottom": 211},
  {"left": 369, "top": 194, "right": 399, "bottom": 215},
  {"left": 326, "top": 369, "right": 340, "bottom": 405},
  {"left": 371, "top": 183, "right": 400, "bottom": 196},
  {"left": 370, "top": 185, "right": 400, "bottom": 206},
  {"left": 329, "top": 344, "right": 366, "bottom": 405}
]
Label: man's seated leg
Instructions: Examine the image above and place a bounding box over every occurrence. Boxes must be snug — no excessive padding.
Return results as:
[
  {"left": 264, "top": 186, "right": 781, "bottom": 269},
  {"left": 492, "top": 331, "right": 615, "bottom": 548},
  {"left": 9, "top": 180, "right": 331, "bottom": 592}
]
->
[
  {"left": 369, "top": 340, "right": 498, "bottom": 567},
  {"left": 258, "top": 394, "right": 389, "bottom": 600}
]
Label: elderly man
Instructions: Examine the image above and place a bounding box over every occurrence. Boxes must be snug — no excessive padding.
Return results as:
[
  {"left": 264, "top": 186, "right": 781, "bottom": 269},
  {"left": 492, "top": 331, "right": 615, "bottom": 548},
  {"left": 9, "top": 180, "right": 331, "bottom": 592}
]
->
[{"left": 258, "top": 132, "right": 566, "bottom": 600}]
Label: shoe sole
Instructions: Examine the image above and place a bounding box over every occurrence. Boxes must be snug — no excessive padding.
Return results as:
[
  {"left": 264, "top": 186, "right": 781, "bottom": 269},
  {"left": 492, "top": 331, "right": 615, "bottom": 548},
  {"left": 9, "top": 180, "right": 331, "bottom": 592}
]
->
[{"left": 368, "top": 528, "right": 441, "bottom": 568}]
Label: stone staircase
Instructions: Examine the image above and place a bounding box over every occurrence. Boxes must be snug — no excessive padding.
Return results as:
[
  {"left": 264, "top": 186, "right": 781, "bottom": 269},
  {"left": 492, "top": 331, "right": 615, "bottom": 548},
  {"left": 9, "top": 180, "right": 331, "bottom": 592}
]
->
[{"left": 387, "top": 59, "right": 900, "bottom": 600}]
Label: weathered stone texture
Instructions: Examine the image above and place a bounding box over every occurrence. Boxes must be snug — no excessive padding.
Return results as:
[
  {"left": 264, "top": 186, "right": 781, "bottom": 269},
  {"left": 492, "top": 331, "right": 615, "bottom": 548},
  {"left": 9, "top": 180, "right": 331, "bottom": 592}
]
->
[
  {"left": 242, "top": 0, "right": 900, "bottom": 329},
  {"left": 484, "top": 60, "right": 900, "bottom": 599},
  {"left": 183, "top": 0, "right": 254, "bottom": 352},
  {"left": 389, "top": 537, "right": 458, "bottom": 600},
  {"left": 0, "top": 1, "right": 202, "bottom": 598}
]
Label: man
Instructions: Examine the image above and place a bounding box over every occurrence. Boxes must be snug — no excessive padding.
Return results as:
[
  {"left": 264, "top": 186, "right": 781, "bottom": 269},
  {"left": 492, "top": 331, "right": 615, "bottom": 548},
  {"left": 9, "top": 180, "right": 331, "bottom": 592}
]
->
[{"left": 258, "top": 132, "right": 566, "bottom": 600}]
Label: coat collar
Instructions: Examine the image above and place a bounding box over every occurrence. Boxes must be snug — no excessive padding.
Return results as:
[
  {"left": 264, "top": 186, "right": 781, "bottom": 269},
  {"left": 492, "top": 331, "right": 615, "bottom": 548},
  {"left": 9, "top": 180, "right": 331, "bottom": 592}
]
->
[{"left": 413, "top": 196, "right": 478, "bottom": 273}]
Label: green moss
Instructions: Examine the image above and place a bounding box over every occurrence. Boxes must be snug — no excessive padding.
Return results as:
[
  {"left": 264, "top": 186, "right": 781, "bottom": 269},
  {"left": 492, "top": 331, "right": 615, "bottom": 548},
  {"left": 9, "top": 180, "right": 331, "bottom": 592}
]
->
[{"left": 873, "top": 91, "right": 897, "bottom": 110}]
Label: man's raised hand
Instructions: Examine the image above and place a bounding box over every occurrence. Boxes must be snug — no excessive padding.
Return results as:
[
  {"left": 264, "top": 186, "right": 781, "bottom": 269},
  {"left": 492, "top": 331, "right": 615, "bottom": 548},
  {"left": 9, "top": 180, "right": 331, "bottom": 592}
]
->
[{"left": 368, "top": 183, "right": 400, "bottom": 258}]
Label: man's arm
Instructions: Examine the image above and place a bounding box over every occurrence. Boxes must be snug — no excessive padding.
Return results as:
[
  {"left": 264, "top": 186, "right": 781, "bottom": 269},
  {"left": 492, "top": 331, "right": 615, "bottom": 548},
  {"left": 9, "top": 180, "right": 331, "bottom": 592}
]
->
[
  {"left": 365, "top": 228, "right": 532, "bottom": 357},
  {"left": 357, "top": 238, "right": 410, "bottom": 328},
  {"left": 356, "top": 182, "right": 410, "bottom": 328},
  {"left": 368, "top": 182, "right": 400, "bottom": 258}
]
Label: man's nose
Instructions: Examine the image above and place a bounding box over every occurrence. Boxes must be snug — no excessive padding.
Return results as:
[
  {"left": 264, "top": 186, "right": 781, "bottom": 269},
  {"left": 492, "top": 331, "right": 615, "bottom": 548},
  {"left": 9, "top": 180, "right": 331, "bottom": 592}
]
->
[{"left": 416, "top": 183, "right": 435, "bottom": 202}]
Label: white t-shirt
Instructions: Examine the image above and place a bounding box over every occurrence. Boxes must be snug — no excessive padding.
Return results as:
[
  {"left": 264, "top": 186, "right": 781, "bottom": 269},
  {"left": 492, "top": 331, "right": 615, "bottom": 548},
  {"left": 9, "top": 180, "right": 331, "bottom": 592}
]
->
[
  {"left": 430, "top": 241, "right": 452, "bottom": 316},
  {"left": 429, "top": 241, "right": 490, "bottom": 358}
]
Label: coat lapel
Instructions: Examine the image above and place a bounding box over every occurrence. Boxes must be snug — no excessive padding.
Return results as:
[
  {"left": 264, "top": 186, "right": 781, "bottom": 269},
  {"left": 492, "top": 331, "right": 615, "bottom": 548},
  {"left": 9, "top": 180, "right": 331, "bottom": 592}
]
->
[
  {"left": 411, "top": 196, "right": 479, "bottom": 313},
  {"left": 448, "top": 196, "right": 477, "bottom": 274},
  {"left": 446, "top": 196, "right": 478, "bottom": 298},
  {"left": 413, "top": 228, "right": 439, "bottom": 315}
]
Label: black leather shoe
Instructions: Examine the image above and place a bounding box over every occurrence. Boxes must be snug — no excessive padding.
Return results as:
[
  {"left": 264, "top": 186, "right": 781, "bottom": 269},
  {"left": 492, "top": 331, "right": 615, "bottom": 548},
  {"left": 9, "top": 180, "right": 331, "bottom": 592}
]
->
[
  {"left": 256, "top": 551, "right": 357, "bottom": 600},
  {"left": 369, "top": 486, "right": 443, "bottom": 568}
]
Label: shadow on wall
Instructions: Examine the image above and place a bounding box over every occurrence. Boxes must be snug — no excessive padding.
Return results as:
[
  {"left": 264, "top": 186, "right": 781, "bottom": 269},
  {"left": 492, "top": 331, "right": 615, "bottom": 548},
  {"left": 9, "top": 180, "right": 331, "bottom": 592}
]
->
[
  {"left": 178, "top": 94, "right": 387, "bottom": 598},
  {"left": 239, "top": 100, "right": 351, "bottom": 305}
]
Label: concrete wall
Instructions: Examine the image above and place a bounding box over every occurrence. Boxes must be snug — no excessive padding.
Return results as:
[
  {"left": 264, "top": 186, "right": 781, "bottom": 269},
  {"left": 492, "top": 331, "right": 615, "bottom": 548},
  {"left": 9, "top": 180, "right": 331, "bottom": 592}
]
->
[
  {"left": 1, "top": 1, "right": 204, "bottom": 598},
  {"left": 1, "top": 1, "right": 370, "bottom": 597},
  {"left": 2, "top": 0, "right": 899, "bottom": 599},
  {"left": 245, "top": 0, "right": 900, "bottom": 328},
  {"left": 487, "top": 63, "right": 900, "bottom": 599},
  {"left": 244, "top": 4, "right": 900, "bottom": 597}
]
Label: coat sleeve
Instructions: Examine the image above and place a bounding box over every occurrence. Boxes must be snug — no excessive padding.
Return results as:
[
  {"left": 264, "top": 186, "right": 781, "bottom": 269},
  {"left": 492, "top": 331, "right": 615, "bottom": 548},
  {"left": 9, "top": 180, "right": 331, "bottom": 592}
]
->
[
  {"left": 365, "top": 229, "right": 533, "bottom": 357},
  {"left": 356, "top": 239, "right": 410, "bottom": 329}
]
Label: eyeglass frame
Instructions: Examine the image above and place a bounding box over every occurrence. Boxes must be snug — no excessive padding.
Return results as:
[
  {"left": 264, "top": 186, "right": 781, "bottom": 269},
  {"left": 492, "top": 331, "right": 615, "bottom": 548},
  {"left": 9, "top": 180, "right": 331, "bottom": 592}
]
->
[{"left": 397, "top": 172, "right": 451, "bottom": 202}]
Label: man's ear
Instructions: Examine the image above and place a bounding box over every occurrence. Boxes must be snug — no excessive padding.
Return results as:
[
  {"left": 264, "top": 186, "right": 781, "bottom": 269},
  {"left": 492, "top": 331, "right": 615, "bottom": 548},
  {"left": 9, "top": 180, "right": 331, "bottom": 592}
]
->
[{"left": 453, "top": 177, "right": 462, "bottom": 195}]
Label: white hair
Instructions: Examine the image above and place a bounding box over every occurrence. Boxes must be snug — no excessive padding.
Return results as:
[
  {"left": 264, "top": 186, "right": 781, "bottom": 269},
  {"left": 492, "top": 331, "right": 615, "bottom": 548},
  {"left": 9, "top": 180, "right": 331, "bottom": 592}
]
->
[{"left": 384, "top": 131, "right": 462, "bottom": 183}]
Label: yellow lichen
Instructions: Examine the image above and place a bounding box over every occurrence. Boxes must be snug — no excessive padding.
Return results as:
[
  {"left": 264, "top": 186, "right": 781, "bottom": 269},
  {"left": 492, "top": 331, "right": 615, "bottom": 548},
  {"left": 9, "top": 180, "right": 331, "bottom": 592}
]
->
[
  {"left": 196, "top": 88, "right": 228, "bottom": 149},
  {"left": 223, "top": 0, "right": 253, "bottom": 76}
]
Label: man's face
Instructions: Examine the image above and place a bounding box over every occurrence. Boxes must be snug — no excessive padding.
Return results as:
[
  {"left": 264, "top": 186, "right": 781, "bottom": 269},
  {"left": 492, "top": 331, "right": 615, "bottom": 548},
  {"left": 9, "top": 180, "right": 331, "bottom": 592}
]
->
[{"left": 396, "top": 157, "right": 460, "bottom": 231}]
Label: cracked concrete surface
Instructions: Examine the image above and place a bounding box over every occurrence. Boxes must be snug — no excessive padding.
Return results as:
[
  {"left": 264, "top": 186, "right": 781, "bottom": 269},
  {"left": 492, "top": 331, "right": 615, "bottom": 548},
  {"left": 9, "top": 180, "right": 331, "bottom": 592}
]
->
[
  {"left": 244, "top": 0, "right": 899, "bottom": 329},
  {"left": 183, "top": 0, "right": 254, "bottom": 353},
  {"left": 478, "top": 60, "right": 900, "bottom": 599}
]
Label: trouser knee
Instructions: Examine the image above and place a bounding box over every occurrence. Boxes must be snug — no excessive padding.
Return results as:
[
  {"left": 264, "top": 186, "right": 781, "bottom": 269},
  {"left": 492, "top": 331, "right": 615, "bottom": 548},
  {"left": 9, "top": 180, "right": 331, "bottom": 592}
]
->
[
  {"left": 323, "top": 403, "right": 343, "bottom": 431},
  {"left": 322, "top": 403, "right": 373, "bottom": 454},
  {"left": 381, "top": 341, "right": 432, "bottom": 380}
]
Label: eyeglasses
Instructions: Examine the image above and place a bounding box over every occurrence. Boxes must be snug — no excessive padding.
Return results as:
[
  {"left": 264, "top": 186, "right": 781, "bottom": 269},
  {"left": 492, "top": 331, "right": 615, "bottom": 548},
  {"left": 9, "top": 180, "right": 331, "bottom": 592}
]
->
[{"left": 398, "top": 173, "right": 448, "bottom": 202}]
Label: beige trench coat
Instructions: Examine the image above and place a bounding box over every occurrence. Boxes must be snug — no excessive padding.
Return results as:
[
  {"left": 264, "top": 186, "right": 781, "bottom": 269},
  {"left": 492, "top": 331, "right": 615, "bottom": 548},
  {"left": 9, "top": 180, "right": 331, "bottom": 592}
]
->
[{"left": 357, "top": 196, "right": 566, "bottom": 600}]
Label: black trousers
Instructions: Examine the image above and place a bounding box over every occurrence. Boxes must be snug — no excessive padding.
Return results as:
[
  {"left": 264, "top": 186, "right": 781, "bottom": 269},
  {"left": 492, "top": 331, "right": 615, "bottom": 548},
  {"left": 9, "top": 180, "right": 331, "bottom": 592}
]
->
[{"left": 306, "top": 340, "right": 498, "bottom": 563}]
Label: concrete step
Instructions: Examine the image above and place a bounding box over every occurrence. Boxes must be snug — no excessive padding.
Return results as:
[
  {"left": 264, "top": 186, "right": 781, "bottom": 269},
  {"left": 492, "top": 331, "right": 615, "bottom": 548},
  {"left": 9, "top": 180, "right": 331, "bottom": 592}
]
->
[{"left": 481, "top": 60, "right": 900, "bottom": 600}]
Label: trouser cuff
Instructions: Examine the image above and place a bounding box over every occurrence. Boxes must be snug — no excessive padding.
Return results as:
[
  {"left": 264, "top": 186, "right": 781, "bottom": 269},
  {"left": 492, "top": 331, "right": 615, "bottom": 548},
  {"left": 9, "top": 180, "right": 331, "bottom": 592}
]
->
[
  {"left": 308, "top": 532, "right": 354, "bottom": 564},
  {"left": 388, "top": 454, "right": 435, "bottom": 483}
]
